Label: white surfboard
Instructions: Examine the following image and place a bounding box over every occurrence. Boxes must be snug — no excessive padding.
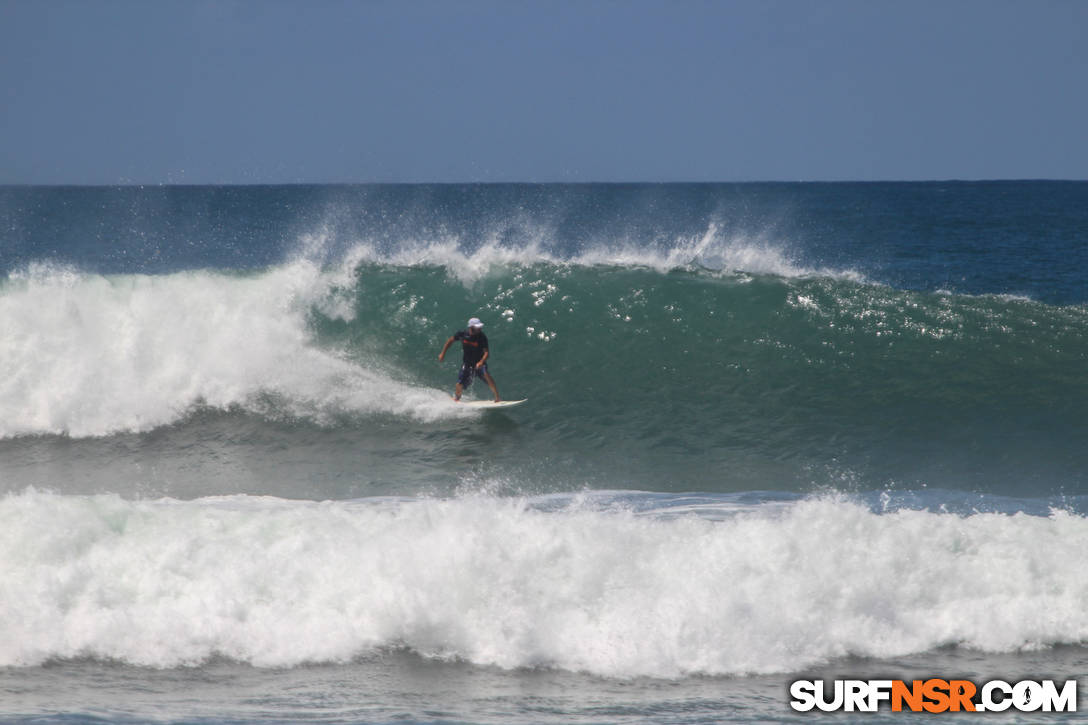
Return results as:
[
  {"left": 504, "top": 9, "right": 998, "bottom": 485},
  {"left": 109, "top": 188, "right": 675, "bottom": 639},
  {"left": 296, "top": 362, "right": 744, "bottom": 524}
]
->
[{"left": 458, "top": 399, "right": 527, "bottom": 409}]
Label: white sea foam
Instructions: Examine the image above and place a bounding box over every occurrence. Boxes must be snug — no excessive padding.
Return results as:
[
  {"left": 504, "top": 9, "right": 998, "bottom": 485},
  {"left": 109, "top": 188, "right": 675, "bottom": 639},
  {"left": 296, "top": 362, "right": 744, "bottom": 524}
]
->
[
  {"left": 0, "top": 261, "right": 466, "bottom": 438},
  {"left": 1, "top": 490, "right": 1084, "bottom": 677}
]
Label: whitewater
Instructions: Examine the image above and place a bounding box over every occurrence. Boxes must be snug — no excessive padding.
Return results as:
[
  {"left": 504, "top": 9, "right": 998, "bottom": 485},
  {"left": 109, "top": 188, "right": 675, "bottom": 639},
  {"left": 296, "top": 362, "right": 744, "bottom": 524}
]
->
[
  {"left": 3, "top": 489, "right": 1087, "bottom": 677},
  {"left": 0, "top": 259, "right": 465, "bottom": 438}
]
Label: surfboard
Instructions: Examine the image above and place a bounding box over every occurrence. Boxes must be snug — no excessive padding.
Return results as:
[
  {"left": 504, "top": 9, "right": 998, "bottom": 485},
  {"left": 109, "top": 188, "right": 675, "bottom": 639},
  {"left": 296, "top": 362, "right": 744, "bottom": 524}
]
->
[{"left": 458, "top": 399, "right": 527, "bottom": 409}]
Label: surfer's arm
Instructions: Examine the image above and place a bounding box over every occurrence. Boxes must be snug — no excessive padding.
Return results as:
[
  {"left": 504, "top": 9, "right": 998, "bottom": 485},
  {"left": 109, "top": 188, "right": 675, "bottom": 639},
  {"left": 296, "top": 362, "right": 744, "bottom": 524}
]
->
[
  {"left": 476, "top": 349, "right": 489, "bottom": 368},
  {"left": 438, "top": 337, "right": 455, "bottom": 362}
]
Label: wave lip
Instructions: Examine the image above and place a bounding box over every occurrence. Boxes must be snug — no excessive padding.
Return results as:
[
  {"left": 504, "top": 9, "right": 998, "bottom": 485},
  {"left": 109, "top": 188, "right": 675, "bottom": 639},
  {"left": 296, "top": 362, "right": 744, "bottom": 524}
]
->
[
  {"left": 335, "top": 221, "right": 864, "bottom": 283},
  {"left": 2, "top": 490, "right": 1085, "bottom": 677}
]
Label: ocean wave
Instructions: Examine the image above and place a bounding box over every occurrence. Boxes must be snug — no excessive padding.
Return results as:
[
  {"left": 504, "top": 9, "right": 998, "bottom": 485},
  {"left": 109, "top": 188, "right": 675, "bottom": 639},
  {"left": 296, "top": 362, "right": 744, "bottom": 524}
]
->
[
  {"left": 2, "top": 248, "right": 1086, "bottom": 481},
  {"left": 0, "top": 232, "right": 861, "bottom": 440},
  {"left": 1, "top": 489, "right": 1085, "bottom": 677}
]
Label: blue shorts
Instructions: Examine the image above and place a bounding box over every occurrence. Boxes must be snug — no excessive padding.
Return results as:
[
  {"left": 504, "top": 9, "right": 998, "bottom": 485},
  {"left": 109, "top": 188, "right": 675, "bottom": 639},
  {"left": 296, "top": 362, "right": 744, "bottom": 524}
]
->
[{"left": 458, "top": 363, "right": 489, "bottom": 388}]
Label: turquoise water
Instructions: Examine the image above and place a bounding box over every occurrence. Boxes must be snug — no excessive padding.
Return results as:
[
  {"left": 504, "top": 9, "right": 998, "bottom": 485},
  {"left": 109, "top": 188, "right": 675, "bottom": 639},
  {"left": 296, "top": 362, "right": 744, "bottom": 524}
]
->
[{"left": 0, "top": 183, "right": 1086, "bottom": 722}]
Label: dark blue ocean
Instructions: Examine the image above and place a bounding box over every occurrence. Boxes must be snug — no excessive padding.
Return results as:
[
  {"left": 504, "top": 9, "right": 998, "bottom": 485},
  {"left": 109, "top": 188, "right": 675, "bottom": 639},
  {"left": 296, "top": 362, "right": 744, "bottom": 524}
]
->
[{"left": 1, "top": 182, "right": 1086, "bottom": 723}]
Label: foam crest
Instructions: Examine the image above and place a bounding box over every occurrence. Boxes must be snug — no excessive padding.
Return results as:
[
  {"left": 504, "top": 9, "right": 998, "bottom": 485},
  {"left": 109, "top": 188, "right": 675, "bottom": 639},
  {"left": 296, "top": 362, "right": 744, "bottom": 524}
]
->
[
  {"left": 335, "top": 223, "right": 863, "bottom": 284},
  {"left": 0, "top": 262, "right": 464, "bottom": 437},
  {"left": 2, "top": 490, "right": 1084, "bottom": 677}
]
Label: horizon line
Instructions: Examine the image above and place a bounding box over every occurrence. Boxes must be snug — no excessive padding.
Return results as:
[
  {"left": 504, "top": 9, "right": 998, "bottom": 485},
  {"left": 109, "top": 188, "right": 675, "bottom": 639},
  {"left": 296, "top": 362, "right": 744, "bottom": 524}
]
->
[{"left": 2, "top": 178, "right": 1086, "bottom": 188}]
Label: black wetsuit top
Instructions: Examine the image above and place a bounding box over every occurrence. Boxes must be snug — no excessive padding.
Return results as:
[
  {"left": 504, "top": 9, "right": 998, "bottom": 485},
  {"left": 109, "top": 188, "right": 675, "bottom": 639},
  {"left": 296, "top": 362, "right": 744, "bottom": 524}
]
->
[{"left": 453, "top": 329, "right": 489, "bottom": 366}]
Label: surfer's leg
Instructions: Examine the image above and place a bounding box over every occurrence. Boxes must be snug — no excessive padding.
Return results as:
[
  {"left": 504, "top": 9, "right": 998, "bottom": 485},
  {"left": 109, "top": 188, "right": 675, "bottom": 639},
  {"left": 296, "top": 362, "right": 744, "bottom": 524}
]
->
[
  {"left": 453, "top": 382, "right": 463, "bottom": 401},
  {"left": 481, "top": 367, "right": 500, "bottom": 402}
]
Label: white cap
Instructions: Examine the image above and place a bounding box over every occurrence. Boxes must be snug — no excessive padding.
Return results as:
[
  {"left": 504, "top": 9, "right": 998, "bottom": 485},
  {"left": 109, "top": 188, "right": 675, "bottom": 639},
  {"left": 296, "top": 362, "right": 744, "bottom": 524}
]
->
[{"left": 467, "top": 317, "right": 483, "bottom": 328}]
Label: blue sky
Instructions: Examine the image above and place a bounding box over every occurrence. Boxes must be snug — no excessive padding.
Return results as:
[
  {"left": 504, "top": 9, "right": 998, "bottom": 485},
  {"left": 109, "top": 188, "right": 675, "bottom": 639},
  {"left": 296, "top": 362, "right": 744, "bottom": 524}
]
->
[{"left": 1, "top": 0, "right": 1086, "bottom": 183}]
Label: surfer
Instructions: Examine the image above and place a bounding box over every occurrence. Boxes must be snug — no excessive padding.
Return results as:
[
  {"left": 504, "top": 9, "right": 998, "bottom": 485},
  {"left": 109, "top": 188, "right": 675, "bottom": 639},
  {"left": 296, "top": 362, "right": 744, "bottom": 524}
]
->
[{"left": 438, "top": 317, "right": 501, "bottom": 402}]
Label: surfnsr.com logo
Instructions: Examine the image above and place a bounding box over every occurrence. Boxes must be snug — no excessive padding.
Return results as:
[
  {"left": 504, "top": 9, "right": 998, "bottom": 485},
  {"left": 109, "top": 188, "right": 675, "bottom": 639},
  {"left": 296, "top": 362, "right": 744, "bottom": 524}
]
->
[{"left": 789, "top": 679, "right": 1077, "bottom": 713}]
